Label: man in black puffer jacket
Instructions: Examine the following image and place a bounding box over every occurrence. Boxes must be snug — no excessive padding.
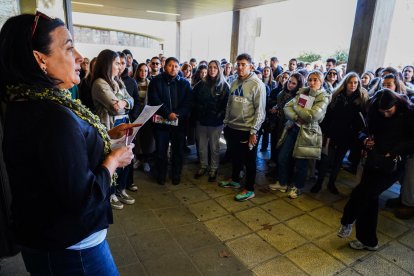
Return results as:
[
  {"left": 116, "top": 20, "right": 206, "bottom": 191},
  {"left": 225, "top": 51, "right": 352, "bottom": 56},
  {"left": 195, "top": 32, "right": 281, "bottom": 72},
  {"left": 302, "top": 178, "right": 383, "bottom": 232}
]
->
[{"left": 148, "top": 57, "right": 192, "bottom": 185}]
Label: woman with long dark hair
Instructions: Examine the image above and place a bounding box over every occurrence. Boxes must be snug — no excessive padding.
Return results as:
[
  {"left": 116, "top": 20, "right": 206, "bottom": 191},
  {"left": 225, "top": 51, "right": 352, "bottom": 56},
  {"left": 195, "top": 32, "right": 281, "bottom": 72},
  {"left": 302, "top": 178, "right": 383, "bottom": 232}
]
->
[
  {"left": 0, "top": 13, "right": 135, "bottom": 274},
  {"left": 338, "top": 89, "right": 414, "bottom": 251},
  {"left": 311, "top": 72, "right": 368, "bottom": 194},
  {"left": 133, "top": 63, "right": 155, "bottom": 175},
  {"left": 78, "top": 57, "right": 97, "bottom": 111},
  {"left": 92, "top": 49, "right": 135, "bottom": 210},
  {"left": 193, "top": 60, "right": 230, "bottom": 181},
  {"left": 266, "top": 73, "right": 304, "bottom": 178}
]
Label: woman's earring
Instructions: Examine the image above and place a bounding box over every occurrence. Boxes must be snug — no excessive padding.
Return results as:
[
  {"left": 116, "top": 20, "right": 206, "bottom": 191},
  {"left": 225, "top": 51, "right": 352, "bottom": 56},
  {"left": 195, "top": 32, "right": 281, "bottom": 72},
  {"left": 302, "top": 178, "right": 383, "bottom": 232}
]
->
[{"left": 41, "top": 67, "right": 47, "bottom": 75}]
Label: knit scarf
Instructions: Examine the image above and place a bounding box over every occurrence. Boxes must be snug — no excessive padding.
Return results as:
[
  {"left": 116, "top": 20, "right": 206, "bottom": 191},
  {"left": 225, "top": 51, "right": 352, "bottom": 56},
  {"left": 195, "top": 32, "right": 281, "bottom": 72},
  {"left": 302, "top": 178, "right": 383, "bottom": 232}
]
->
[{"left": 6, "top": 84, "right": 117, "bottom": 185}]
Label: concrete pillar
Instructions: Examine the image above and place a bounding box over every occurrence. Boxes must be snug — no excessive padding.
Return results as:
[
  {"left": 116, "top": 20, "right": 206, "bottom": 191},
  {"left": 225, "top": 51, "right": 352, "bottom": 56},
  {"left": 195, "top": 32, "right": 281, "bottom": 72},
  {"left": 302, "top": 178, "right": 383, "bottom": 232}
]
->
[
  {"left": 347, "top": 0, "right": 396, "bottom": 74},
  {"left": 64, "top": 0, "right": 73, "bottom": 37},
  {"left": 176, "top": 21, "right": 181, "bottom": 60},
  {"left": 230, "top": 8, "right": 259, "bottom": 63},
  {"left": 230, "top": 10, "right": 240, "bottom": 63}
]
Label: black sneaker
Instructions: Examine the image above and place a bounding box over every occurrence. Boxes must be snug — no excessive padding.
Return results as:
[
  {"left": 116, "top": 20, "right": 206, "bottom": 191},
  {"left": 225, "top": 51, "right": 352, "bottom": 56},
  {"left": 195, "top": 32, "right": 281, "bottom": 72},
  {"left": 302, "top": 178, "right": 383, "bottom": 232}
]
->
[
  {"left": 194, "top": 168, "right": 207, "bottom": 179},
  {"left": 157, "top": 178, "right": 165, "bottom": 185},
  {"left": 386, "top": 197, "right": 402, "bottom": 208},
  {"left": 328, "top": 184, "right": 339, "bottom": 195},
  {"left": 172, "top": 178, "right": 180, "bottom": 185},
  {"left": 208, "top": 169, "right": 217, "bottom": 182}
]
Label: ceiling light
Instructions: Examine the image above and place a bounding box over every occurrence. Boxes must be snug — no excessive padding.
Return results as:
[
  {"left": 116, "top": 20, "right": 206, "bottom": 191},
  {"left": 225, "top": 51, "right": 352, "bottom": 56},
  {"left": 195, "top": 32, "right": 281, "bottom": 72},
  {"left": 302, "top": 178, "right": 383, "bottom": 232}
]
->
[
  {"left": 72, "top": 1, "right": 104, "bottom": 7},
  {"left": 146, "top": 10, "right": 180, "bottom": 16}
]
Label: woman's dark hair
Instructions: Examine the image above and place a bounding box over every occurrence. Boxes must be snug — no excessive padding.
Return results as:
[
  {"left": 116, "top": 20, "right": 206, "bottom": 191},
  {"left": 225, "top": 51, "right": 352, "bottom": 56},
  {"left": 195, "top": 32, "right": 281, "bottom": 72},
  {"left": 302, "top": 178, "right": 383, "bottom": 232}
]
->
[
  {"left": 205, "top": 60, "right": 227, "bottom": 89},
  {"left": 0, "top": 14, "right": 65, "bottom": 94},
  {"left": 277, "top": 71, "right": 291, "bottom": 86},
  {"left": 283, "top": 72, "right": 304, "bottom": 94},
  {"left": 192, "top": 64, "right": 208, "bottom": 85},
  {"left": 117, "top": 51, "right": 128, "bottom": 78},
  {"left": 133, "top": 63, "right": 149, "bottom": 82},
  {"left": 369, "top": 88, "right": 412, "bottom": 116},
  {"left": 92, "top": 49, "right": 121, "bottom": 91},
  {"left": 382, "top": 73, "right": 406, "bottom": 94},
  {"left": 262, "top": 66, "right": 274, "bottom": 86},
  {"left": 375, "top": 67, "right": 384, "bottom": 77},
  {"left": 84, "top": 57, "right": 97, "bottom": 86},
  {"left": 381, "top": 66, "right": 398, "bottom": 77}
]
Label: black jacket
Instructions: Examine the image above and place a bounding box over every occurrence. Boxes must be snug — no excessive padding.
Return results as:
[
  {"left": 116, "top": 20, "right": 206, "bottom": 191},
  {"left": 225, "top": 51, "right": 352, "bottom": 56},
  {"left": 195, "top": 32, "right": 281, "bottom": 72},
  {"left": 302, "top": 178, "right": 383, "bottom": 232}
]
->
[
  {"left": 193, "top": 80, "right": 229, "bottom": 127},
  {"left": 322, "top": 90, "right": 366, "bottom": 147},
  {"left": 3, "top": 100, "right": 112, "bottom": 250},
  {"left": 148, "top": 72, "right": 192, "bottom": 129},
  {"left": 121, "top": 74, "right": 140, "bottom": 122},
  {"left": 362, "top": 103, "right": 414, "bottom": 156}
]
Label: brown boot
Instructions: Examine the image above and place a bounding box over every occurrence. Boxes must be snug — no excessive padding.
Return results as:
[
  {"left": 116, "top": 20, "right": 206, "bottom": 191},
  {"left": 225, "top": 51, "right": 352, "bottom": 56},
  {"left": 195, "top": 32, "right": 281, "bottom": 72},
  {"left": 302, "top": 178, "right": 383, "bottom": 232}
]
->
[{"left": 395, "top": 205, "right": 414, "bottom": 220}]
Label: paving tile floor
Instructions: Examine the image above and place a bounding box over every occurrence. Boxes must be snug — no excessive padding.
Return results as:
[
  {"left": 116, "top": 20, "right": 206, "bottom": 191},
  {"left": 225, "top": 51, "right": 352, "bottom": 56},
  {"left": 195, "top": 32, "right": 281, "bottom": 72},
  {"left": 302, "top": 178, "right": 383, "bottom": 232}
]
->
[{"left": 1, "top": 147, "right": 414, "bottom": 275}]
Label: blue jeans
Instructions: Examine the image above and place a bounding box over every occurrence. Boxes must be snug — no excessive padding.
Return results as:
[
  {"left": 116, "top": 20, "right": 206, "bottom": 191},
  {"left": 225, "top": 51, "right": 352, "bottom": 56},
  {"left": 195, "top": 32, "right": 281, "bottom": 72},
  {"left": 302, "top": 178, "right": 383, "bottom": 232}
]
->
[
  {"left": 277, "top": 125, "right": 308, "bottom": 189},
  {"left": 21, "top": 240, "right": 118, "bottom": 276}
]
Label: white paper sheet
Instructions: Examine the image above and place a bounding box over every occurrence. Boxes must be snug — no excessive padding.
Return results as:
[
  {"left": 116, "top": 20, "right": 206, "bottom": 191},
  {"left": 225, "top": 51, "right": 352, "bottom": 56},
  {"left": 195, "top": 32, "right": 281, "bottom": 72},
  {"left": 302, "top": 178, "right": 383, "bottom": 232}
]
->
[{"left": 111, "top": 104, "right": 162, "bottom": 149}]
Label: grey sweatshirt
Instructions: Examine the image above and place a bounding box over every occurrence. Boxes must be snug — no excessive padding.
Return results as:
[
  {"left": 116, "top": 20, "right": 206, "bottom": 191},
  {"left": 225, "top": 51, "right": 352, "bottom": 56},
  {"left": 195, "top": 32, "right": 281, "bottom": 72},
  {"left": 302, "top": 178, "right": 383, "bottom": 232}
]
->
[{"left": 224, "top": 72, "right": 266, "bottom": 134}]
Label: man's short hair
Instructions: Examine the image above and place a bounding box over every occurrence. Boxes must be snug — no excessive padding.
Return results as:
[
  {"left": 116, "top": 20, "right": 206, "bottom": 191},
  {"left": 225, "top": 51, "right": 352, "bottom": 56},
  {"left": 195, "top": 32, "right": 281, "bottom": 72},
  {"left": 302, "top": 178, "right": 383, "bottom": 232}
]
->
[
  {"left": 326, "top": 58, "right": 337, "bottom": 65},
  {"left": 236, "top": 53, "right": 252, "bottom": 64},
  {"left": 165, "top": 57, "right": 180, "bottom": 66},
  {"left": 151, "top": 56, "right": 161, "bottom": 62},
  {"left": 270, "top": 57, "right": 278, "bottom": 62},
  {"left": 190, "top": 58, "right": 197, "bottom": 63},
  {"left": 122, "top": 49, "right": 133, "bottom": 57}
]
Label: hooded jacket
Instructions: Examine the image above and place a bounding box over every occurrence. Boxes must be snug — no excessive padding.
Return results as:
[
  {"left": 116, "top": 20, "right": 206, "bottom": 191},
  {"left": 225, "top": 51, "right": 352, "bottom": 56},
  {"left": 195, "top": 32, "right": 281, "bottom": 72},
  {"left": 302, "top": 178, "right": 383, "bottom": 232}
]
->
[{"left": 224, "top": 72, "right": 266, "bottom": 134}]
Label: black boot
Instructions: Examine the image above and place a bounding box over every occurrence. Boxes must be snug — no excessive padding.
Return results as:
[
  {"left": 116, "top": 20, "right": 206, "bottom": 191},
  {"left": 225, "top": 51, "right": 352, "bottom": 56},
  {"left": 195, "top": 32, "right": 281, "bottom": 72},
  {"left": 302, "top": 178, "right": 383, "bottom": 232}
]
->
[
  {"left": 310, "top": 178, "right": 323, "bottom": 193},
  {"left": 327, "top": 182, "right": 339, "bottom": 195}
]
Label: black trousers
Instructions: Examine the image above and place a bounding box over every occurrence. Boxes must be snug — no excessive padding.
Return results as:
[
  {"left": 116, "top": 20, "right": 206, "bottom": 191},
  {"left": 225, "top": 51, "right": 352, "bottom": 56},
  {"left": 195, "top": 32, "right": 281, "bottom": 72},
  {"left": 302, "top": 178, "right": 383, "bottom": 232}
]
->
[
  {"left": 154, "top": 128, "right": 185, "bottom": 182},
  {"left": 341, "top": 167, "right": 399, "bottom": 246},
  {"left": 316, "top": 144, "right": 348, "bottom": 187},
  {"left": 226, "top": 127, "right": 257, "bottom": 191}
]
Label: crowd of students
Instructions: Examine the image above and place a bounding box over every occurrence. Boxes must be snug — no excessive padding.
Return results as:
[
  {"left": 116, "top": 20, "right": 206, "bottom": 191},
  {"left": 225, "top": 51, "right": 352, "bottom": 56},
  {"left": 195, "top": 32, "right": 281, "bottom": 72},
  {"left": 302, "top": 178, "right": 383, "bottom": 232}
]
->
[
  {"left": 73, "top": 49, "right": 414, "bottom": 252},
  {"left": 5, "top": 12, "right": 414, "bottom": 275}
]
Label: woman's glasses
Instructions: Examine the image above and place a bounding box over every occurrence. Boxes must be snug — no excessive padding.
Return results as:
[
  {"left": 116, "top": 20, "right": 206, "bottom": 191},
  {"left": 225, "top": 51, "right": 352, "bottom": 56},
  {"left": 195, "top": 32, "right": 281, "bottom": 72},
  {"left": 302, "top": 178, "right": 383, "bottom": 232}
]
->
[
  {"left": 327, "top": 71, "right": 337, "bottom": 76},
  {"left": 31, "top": 11, "right": 53, "bottom": 37}
]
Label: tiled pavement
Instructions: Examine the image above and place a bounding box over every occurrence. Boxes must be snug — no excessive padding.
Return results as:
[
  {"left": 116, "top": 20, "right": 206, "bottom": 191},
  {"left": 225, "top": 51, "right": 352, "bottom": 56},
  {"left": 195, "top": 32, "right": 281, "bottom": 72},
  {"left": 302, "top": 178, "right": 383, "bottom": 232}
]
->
[{"left": 2, "top": 148, "right": 414, "bottom": 276}]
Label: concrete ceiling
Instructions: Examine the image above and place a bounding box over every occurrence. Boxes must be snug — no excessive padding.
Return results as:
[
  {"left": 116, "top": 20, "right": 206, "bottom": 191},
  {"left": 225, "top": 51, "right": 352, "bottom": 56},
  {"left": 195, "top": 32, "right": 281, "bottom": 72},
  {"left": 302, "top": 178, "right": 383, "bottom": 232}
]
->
[{"left": 71, "top": 0, "right": 287, "bottom": 21}]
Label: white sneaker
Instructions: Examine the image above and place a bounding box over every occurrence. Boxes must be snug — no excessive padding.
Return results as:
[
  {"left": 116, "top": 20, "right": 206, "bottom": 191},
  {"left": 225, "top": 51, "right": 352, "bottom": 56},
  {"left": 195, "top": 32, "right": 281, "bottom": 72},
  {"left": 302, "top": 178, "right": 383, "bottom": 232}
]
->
[
  {"left": 288, "top": 187, "right": 301, "bottom": 199},
  {"left": 143, "top": 162, "right": 151, "bottom": 172},
  {"left": 116, "top": 189, "right": 135, "bottom": 205},
  {"left": 268, "top": 181, "right": 287, "bottom": 192},
  {"left": 110, "top": 194, "right": 124, "bottom": 210},
  {"left": 349, "top": 240, "right": 378, "bottom": 251},
  {"left": 337, "top": 224, "right": 353, "bottom": 238}
]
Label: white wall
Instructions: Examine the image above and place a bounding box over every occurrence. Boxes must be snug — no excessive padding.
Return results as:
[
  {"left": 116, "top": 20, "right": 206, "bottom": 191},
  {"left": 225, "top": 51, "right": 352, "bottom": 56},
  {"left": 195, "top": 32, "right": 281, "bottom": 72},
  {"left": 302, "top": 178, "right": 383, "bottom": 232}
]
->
[
  {"left": 72, "top": 12, "right": 177, "bottom": 62},
  {"left": 180, "top": 12, "right": 232, "bottom": 62}
]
